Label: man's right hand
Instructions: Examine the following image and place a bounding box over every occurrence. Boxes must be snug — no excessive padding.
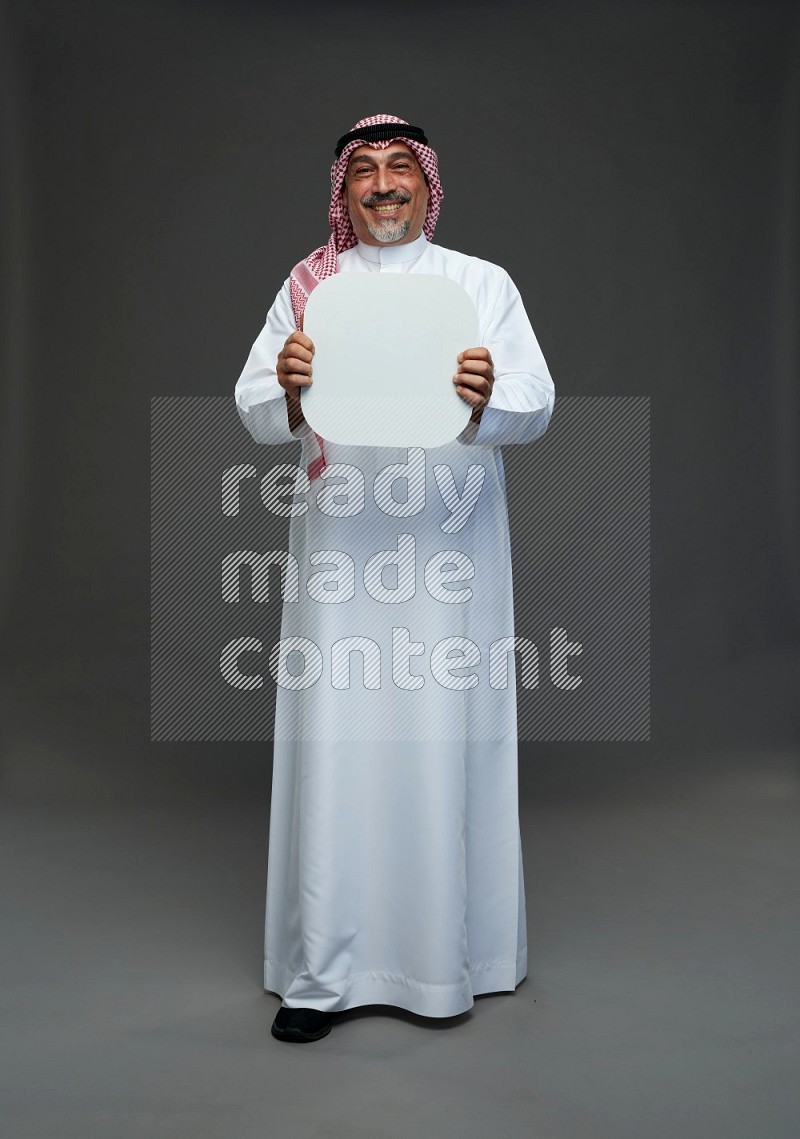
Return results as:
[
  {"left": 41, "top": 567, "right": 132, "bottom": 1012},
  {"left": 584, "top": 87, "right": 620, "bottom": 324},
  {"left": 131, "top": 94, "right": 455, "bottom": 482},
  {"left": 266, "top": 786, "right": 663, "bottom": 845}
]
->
[{"left": 277, "top": 331, "right": 315, "bottom": 397}]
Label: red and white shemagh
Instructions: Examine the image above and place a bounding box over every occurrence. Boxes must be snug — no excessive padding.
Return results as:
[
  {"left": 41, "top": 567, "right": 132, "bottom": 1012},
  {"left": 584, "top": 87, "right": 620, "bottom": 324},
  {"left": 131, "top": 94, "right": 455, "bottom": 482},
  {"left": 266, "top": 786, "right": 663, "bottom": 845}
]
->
[{"left": 288, "top": 114, "right": 444, "bottom": 482}]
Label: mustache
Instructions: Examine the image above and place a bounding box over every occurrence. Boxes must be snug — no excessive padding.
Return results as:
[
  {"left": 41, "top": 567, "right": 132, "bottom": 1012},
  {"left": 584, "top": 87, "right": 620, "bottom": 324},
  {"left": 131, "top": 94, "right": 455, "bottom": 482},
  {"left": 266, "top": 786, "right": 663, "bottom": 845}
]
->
[{"left": 360, "top": 191, "right": 411, "bottom": 207}]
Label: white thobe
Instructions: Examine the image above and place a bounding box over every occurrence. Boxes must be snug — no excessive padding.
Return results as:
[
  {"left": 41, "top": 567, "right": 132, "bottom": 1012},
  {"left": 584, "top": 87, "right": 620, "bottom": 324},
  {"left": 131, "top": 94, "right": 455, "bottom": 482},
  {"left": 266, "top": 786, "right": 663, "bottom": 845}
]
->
[{"left": 235, "top": 232, "right": 555, "bottom": 1016}]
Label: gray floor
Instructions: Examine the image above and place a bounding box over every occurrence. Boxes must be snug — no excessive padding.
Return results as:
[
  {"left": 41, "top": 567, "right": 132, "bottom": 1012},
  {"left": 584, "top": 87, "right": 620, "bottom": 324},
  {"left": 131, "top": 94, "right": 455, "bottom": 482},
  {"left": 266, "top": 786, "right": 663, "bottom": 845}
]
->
[{"left": 1, "top": 687, "right": 798, "bottom": 1138}]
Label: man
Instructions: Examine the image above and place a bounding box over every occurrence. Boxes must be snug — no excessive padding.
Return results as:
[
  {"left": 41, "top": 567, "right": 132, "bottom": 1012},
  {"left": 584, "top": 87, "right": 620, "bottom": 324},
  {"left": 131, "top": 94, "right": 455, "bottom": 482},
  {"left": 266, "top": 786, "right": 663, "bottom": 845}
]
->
[{"left": 235, "top": 114, "right": 555, "bottom": 1043}]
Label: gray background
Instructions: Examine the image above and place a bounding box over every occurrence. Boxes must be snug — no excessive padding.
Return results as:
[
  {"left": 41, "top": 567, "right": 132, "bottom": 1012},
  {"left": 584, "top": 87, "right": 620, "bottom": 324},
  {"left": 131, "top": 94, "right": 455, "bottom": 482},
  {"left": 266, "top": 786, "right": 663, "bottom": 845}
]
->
[{"left": 1, "top": 1, "right": 798, "bottom": 1137}]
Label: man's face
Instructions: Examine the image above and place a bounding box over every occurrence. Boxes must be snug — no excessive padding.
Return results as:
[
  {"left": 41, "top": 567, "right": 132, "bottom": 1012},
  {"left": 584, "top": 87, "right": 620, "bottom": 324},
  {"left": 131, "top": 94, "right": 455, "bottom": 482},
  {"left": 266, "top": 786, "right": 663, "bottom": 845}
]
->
[{"left": 342, "top": 143, "right": 429, "bottom": 246}]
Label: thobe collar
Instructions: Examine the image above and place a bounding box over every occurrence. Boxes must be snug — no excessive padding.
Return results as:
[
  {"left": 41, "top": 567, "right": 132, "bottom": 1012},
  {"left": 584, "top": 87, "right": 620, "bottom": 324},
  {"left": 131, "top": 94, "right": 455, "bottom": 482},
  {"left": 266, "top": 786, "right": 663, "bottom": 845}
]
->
[{"left": 354, "top": 231, "right": 429, "bottom": 266}]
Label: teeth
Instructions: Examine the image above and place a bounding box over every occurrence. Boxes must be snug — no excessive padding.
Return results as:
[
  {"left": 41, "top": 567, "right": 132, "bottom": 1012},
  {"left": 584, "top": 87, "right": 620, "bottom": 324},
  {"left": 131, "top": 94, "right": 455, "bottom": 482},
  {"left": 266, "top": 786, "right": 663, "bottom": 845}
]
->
[{"left": 373, "top": 203, "right": 403, "bottom": 212}]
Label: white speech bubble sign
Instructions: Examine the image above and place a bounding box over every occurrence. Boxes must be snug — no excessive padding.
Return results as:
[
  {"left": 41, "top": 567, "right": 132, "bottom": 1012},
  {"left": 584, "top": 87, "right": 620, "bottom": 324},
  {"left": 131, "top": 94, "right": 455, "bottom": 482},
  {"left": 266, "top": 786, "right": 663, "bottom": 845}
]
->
[{"left": 301, "top": 273, "right": 478, "bottom": 448}]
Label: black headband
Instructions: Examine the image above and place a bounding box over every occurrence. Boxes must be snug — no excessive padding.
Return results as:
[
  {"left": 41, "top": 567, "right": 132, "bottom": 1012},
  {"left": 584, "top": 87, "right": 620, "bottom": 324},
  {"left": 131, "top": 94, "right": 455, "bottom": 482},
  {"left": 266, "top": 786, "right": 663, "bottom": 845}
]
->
[{"left": 334, "top": 123, "right": 429, "bottom": 158}]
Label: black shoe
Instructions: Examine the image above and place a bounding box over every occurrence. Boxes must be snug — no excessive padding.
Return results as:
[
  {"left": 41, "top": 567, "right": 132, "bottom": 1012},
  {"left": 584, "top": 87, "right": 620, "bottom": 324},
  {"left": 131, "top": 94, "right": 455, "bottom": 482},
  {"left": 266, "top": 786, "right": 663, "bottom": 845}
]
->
[{"left": 271, "top": 1004, "right": 333, "bottom": 1043}]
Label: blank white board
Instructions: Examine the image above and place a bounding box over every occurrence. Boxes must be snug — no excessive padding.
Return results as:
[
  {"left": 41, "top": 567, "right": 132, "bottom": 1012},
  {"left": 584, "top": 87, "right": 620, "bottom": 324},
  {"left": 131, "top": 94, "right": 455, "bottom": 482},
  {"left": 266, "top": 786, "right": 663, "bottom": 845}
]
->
[{"left": 301, "top": 273, "right": 478, "bottom": 448}]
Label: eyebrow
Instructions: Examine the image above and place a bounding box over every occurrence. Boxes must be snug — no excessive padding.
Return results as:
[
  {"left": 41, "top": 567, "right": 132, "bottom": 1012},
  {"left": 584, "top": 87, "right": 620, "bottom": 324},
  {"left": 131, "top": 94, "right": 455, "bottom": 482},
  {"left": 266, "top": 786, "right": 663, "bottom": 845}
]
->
[{"left": 347, "top": 150, "right": 417, "bottom": 168}]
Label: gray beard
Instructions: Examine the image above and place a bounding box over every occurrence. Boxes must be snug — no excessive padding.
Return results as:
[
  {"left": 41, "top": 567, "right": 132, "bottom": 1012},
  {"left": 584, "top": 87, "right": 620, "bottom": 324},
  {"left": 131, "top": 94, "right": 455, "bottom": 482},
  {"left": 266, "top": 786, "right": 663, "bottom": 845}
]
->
[{"left": 366, "top": 218, "right": 411, "bottom": 244}]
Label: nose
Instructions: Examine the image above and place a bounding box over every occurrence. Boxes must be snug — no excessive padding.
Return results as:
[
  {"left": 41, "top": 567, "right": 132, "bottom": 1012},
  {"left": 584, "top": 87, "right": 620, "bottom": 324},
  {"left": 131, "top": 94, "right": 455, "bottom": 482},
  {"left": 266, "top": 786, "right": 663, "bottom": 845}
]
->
[{"left": 373, "top": 165, "right": 396, "bottom": 195}]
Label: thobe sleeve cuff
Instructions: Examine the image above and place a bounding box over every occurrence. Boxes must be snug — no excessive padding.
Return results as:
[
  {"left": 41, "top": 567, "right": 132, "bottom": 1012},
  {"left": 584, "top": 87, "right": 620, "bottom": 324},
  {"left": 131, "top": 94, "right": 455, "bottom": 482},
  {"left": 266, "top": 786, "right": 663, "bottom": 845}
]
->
[
  {"left": 459, "top": 268, "right": 556, "bottom": 447},
  {"left": 236, "top": 386, "right": 301, "bottom": 445},
  {"left": 235, "top": 279, "right": 303, "bottom": 445},
  {"left": 461, "top": 375, "right": 555, "bottom": 447}
]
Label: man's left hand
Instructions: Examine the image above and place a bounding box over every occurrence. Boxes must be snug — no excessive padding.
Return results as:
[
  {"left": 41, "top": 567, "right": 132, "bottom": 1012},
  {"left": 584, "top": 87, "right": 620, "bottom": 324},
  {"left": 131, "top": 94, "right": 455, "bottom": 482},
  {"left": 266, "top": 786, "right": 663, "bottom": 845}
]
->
[{"left": 454, "top": 348, "right": 494, "bottom": 422}]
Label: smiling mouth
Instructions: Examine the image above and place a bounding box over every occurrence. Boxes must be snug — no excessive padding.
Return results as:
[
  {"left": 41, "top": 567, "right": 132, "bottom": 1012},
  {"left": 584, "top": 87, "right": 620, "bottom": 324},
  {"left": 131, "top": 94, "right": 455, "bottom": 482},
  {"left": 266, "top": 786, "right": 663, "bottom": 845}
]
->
[{"left": 370, "top": 202, "right": 405, "bottom": 214}]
